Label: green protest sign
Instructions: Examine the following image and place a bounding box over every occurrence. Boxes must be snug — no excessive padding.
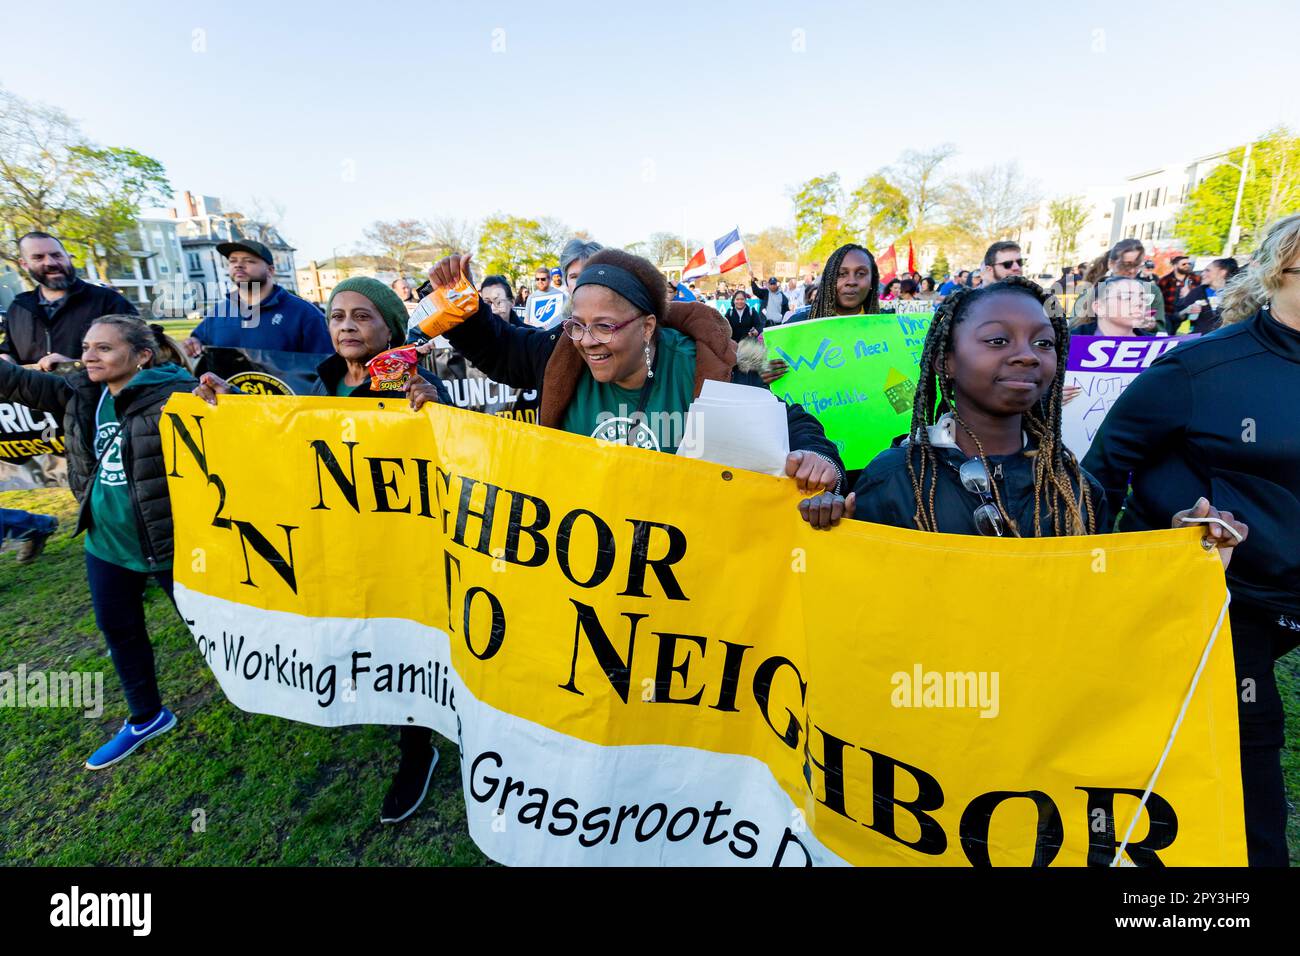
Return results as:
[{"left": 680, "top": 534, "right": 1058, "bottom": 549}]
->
[{"left": 763, "top": 313, "right": 933, "bottom": 469}]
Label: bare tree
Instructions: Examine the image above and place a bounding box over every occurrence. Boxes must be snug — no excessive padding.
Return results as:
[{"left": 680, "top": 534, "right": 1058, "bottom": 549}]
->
[
  {"left": 885, "top": 144, "right": 958, "bottom": 238},
  {"left": 949, "top": 162, "right": 1042, "bottom": 248},
  {"left": 362, "top": 218, "right": 431, "bottom": 278},
  {"left": 425, "top": 216, "right": 477, "bottom": 258}
]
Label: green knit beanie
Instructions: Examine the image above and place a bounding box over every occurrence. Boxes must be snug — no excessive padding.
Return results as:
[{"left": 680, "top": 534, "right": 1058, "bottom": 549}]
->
[{"left": 327, "top": 276, "right": 410, "bottom": 347}]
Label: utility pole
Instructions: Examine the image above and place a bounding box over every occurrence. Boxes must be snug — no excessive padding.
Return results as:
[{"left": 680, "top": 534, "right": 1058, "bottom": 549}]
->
[{"left": 1224, "top": 141, "right": 1253, "bottom": 256}]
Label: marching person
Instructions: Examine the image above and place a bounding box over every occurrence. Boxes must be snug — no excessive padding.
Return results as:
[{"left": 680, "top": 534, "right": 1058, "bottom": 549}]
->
[
  {"left": 2, "top": 232, "right": 138, "bottom": 368},
  {"left": 428, "top": 248, "right": 846, "bottom": 513},
  {"left": 724, "top": 289, "right": 763, "bottom": 342},
  {"left": 0, "top": 316, "right": 197, "bottom": 768},
  {"left": 767, "top": 242, "right": 882, "bottom": 381},
  {"left": 794, "top": 277, "right": 1246, "bottom": 551},
  {"left": 749, "top": 274, "right": 789, "bottom": 330},
  {"left": 193, "top": 276, "right": 450, "bottom": 824},
  {"left": 181, "top": 239, "right": 331, "bottom": 358},
  {"left": 1174, "top": 258, "right": 1240, "bottom": 335},
  {"left": 1069, "top": 277, "right": 1159, "bottom": 337},
  {"left": 1084, "top": 215, "right": 1300, "bottom": 866}
]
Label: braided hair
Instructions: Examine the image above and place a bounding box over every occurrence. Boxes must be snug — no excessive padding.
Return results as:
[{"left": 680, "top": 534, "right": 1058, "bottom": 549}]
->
[
  {"left": 904, "top": 276, "right": 1096, "bottom": 537},
  {"left": 810, "top": 243, "right": 880, "bottom": 319}
]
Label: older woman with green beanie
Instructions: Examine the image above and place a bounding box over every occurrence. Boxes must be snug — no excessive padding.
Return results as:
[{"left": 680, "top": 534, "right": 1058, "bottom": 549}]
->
[
  {"left": 194, "top": 275, "right": 451, "bottom": 825},
  {"left": 196, "top": 275, "right": 450, "bottom": 407}
]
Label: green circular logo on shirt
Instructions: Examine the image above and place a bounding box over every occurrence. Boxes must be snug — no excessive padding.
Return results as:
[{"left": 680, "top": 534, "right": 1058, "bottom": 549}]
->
[{"left": 591, "top": 416, "right": 659, "bottom": 451}]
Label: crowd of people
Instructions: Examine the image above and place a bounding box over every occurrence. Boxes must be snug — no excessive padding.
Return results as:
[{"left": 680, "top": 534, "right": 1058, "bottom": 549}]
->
[{"left": 1, "top": 214, "right": 1298, "bottom": 865}]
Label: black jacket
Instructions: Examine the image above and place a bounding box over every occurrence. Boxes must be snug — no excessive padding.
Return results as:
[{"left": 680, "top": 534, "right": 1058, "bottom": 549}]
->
[
  {"left": 853, "top": 438, "right": 1108, "bottom": 537},
  {"left": 1082, "top": 308, "right": 1300, "bottom": 614},
  {"left": 0, "top": 279, "right": 138, "bottom": 364},
  {"left": 308, "top": 352, "right": 452, "bottom": 404},
  {"left": 725, "top": 305, "right": 764, "bottom": 342},
  {"left": 750, "top": 279, "right": 789, "bottom": 320},
  {"left": 1172, "top": 285, "right": 1224, "bottom": 335},
  {"left": 0, "top": 360, "right": 197, "bottom": 569},
  {"left": 444, "top": 301, "right": 847, "bottom": 490},
  {"left": 1069, "top": 321, "right": 1156, "bottom": 337}
]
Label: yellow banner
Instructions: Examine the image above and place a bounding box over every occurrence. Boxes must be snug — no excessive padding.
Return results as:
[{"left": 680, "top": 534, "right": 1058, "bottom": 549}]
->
[{"left": 162, "top": 393, "right": 1245, "bottom": 866}]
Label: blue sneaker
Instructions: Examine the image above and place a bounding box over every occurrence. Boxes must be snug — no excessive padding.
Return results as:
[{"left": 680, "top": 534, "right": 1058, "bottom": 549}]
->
[{"left": 85, "top": 707, "right": 177, "bottom": 770}]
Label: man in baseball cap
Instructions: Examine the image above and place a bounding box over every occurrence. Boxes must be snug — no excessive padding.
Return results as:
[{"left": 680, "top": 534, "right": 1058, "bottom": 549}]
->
[{"left": 182, "top": 238, "right": 331, "bottom": 357}]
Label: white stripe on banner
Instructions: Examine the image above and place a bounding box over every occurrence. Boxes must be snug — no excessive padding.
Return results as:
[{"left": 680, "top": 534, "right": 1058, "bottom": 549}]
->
[{"left": 174, "top": 583, "right": 848, "bottom": 866}]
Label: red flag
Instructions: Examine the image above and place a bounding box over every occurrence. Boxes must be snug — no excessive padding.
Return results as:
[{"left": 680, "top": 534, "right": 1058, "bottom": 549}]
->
[
  {"left": 907, "top": 239, "right": 917, "bottom": 275},
  {"left": 878, "top": 243, "right": 898, "bottom": 285}
]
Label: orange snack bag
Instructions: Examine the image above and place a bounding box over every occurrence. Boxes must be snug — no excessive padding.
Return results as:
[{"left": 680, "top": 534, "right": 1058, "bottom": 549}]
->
[
  {"left": 413, "top": 274, "right": 480, "bottom": 339},
  {"left": 366, "top": 345, "right": 420, "bottom": 392}
]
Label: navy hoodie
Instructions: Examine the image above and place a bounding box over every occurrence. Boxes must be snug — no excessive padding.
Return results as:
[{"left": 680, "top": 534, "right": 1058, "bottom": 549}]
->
[{"left": 1082, "top": 307, "right": 1300, "bottom": 614}]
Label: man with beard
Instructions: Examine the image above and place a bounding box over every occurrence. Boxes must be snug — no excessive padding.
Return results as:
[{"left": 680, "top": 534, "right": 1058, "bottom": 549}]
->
[
  {"left": 1, "top": 232, "right": 138, "bottom": 368},
  {"left": 1157, "top": 255, "right": 1200, "bottom": 325},
  {"left": 181, "top": 239, "right": 330, "bottom": 357}
]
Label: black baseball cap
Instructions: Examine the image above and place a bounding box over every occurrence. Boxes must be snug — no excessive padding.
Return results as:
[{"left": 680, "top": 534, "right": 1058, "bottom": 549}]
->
[{"left": 216, "top": 239, "right": 273, "bottom": 266}]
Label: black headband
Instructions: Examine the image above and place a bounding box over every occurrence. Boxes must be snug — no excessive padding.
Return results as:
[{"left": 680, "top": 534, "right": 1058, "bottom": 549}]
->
[{"left": 572, "top": 263, "right": 658, "bottom": 317}]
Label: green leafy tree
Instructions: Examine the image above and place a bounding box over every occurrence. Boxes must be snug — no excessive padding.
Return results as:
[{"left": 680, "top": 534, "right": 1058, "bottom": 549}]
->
[
  {"left": 930, "top": 250, "right": 950, "bottom": 281},
  {"left": 1178, "top": 127, "right": 1300, "bottom": 255},
  {"left": 790, "top": 173, "right": 856, "bottom": 264},
  {"left": 476, "top": 214, "right": 552, "bottom": 281},
  {"left": 848, "top": 173, "right": 910, "bottom": 249},
  {"left": 1047, "top": 196, "right": 1090, "bottom": 270},
  {"left": 1, "top": 88, "right": 170, "bottom": 280}
]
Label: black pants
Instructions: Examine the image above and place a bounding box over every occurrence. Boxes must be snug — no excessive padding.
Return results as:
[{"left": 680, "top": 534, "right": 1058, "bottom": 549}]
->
[
  {"left": 399, "top": 726, "right": 433, "bottom": 760},
  {"left": 1230, "top": 600, "right": 1299, "bottom": 866},
  {"left": 85, "top": 550, "right": 175, "bottom": 724}
]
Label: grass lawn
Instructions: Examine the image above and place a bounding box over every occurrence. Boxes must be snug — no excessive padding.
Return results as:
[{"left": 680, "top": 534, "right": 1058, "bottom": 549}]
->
[
  {"left": 2, "top": 487, "right": 1296, "bottom": 866},
  {"left": 0, "top": 489, "right": 487, "bottom": 866}
]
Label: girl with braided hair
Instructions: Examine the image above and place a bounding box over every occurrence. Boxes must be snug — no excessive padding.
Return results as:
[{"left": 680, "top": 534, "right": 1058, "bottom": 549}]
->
[
  {"left": 763, "top": 243, "right": 881, "bottom": 383},
  {"left": 795, "top": 277, "right": 1248, "bottom": 547}
]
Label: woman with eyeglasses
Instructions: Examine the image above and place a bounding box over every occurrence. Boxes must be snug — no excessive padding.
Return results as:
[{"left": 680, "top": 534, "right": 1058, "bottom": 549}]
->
[
  {"left": 1070, "top": 277, "right": 1159, "bottom": 337},
  {"left": 1083, "top": 215, "right": 1300, "bottom": 866},
  {"left": 426, "top": 249, "right": 847, "bottom": 520},
  {"left": 791, "top": 278, "right": 1245, "bottom": 546}
]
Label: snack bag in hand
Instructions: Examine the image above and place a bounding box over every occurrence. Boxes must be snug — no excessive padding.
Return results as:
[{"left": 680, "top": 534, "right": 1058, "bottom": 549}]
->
[
  {"left": 412, "top": 274, "right": 479, "bottom": 339},
  {"left": 366, "top": 345, "right": 421, "bottom": 392}
]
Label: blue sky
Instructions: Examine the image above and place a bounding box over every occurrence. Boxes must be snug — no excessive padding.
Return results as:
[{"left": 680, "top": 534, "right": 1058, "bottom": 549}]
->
[{"left": 4, "top": 0, "right": 1298, "bottom": 262}]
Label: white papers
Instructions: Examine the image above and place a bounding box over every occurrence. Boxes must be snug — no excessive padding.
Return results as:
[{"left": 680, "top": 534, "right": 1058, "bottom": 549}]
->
[{"left": 676, "top": 380, "right": 789, "bottom": 476}]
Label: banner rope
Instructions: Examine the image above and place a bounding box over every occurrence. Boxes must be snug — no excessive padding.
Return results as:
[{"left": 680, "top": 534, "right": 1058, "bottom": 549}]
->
[{"left": 1112, "top": 588, "right": 1232, "bottom": 866}]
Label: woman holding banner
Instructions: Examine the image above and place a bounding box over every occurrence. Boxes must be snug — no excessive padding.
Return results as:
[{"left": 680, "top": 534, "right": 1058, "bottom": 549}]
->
[
  {"left": 194, "top": 276, "right": 450, "bottom": 825},
  {"left": 0, "top": 316, "right": 197, "bottom": 770},
  {"left": 425, "top": 248, "right": 847, "bottom": 512},
  {"left": 793, "top": 278, "right": 1246, "bottom": 547},
  {"left": 764, "top": 243, "right": 883, "bottom": 382},
  {"left": 1084, "top": 215, "right": 1300, "bottom": 866}
]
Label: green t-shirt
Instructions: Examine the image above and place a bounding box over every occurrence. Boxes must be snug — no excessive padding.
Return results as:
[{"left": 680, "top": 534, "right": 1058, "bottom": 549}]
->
[
  {"left": 331, "top": 378, "right": 361, "bottom": 397},
  {"left": 562, "top": 328, "right": 697, "bottom": 454},
  {"left": 85, "top": 388, "right": 149, "bottom": 571}
]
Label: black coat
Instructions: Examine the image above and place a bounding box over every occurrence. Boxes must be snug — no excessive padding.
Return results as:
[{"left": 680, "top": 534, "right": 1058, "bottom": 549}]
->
[
  {"left": 725, "top": 305, "right": 763, "bottom": 342},
  {"left": 1082, "top": 308, "right": 1300, "bottom": 614},
  {"left": 1, "top": 279, "right": 138, "bottom": 364},
  {"left": 853, "top": 438, "right": 1108, "bottom": 537},
  {"left": 0, "top": 360, "right": 197, "bottom": 569},
  {"left": 444, "top": 301, "right": 848, "bottom": 490}
]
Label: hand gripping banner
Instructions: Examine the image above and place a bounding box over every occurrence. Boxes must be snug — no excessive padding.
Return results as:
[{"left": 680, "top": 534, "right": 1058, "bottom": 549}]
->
[{"left": 160, "top": 395, "right": 1246, "bottom": 866}]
